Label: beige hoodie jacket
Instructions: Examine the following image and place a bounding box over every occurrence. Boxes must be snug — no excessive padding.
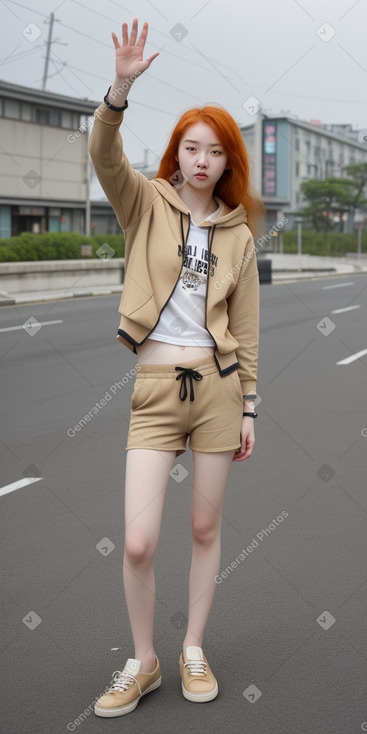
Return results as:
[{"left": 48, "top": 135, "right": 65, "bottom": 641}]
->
[{"left": 88, "top": 102, "right": 259, "bottom": 398}]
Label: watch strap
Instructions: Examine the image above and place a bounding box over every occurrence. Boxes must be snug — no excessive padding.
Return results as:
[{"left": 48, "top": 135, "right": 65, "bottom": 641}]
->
[{"left": 104, "top": 86, "right": 129, "bottom": 111}]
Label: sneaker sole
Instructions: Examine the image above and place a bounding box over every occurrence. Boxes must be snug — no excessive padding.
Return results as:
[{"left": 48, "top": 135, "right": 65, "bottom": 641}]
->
[
  {"left": 181, "top": 681, "right": 218, "bottom": 703},
  {"left": 94, "top": 676, "right": 162, "bottom": 717}
]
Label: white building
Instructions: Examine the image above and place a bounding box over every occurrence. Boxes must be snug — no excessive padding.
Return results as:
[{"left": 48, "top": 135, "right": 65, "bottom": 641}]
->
[
  {"left": 0, "top": 80, "right": 97, "bottom": 237},
  {"left": 240, "top": 112, "right": 367, "bottom": 229}
]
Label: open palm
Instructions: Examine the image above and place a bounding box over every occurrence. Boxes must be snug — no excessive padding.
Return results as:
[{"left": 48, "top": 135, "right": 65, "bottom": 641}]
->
[{"left": 112, "top": 18, "right": 159, "bottom": 80}]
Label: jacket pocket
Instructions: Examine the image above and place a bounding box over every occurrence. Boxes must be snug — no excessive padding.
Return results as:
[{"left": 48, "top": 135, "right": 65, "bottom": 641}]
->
[{"left": 124, "top": 293, "right": 155, "bottom": 321}]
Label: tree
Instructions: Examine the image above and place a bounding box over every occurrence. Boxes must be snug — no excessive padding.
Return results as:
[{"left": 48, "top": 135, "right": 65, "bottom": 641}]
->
[{"left": 298, "top": 166, "right": 367, "bottom": 232}]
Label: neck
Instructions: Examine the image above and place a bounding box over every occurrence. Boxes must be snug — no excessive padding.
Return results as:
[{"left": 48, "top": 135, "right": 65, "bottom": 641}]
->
[{"left": 177, "top": 184, "right": 217, "bottom": 221}]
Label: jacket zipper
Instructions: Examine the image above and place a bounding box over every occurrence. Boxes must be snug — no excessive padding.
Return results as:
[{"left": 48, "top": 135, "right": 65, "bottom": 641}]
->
[
  {"left": 204, "top": 224, "right": 219, "bottom": 352},
  {"left": 141, "top": 212, "right": 191, "bottom": 342}
]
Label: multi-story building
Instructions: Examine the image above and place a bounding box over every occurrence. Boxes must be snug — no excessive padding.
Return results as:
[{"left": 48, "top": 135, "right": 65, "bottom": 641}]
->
[
  {"left": 0, "top": 80, "right": 97, "bottom": 237},
  {"left": 240, "top": 112, "right": 367, "bottom": 229},
  {"left": 1, "top": 79, "right": 366, "bottom": 238}
]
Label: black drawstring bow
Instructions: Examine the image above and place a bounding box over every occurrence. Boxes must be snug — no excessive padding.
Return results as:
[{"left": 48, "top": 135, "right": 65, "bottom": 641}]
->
[{"left": 175, "top": 367, "right": 203, "bottom": 401}]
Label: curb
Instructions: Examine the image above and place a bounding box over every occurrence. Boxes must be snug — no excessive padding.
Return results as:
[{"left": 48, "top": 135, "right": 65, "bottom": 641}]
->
[{"left": 0, "top": 286, "right": 123, "bottom": 307}]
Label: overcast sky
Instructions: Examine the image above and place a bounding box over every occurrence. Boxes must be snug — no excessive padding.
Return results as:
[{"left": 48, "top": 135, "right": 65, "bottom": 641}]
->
[{"left": 1, "top": 0, "right": 366, "bottom": 195}]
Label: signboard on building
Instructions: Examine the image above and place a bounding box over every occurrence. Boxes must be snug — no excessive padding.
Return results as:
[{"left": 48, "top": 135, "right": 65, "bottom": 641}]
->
[{"left": 262, "top": 121, "right": 277, "bottom": 197}]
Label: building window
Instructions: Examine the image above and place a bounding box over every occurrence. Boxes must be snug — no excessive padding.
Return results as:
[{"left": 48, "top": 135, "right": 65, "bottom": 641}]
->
[
  {"left": 0, "top": 205, "right": 12, "bottom": 238},
  {"left": 295, "top": 138, "right": 300, "bottom": 151},
  {"left": 35, "top": 107, "right": 49, "bottom": 124},
  {"left": 35, "top": 107, "right": 65, "bottom": 126},
  {"left": 61, "top": 111, "right": 72, "bottom": 128},
  {"left": 295, "top": 161, "right": 300, "bottom": 177},
  {"left": 20, "top": 102, "right": 32, "bottom": 121},
  {"left": 49, "top": 110, "right": 62, "bottom": 126},
  {"left": 4, "top": 98, "right": 20, "bottom": 119}
]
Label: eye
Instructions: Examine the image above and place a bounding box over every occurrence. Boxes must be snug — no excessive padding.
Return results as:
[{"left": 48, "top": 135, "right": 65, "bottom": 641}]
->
[
  {"left": 211, "top": 150, "right": 222, "bottom": 156},
  {"left": 186, "top": 146, "right": 196, "bottom": 152}
]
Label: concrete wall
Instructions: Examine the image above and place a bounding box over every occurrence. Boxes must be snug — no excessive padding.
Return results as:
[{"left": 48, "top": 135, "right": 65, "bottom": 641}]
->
[
  {"left": 0, "top": 259, "right": 124, "bottom": 293},
  {"left": 0, "top": 117, "right": 87, "bottom": 201}
]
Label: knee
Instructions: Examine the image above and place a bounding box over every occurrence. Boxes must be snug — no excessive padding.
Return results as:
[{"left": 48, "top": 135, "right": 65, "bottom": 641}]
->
[
  {"left": 191, "top": 517, "right": 220, "bottom": 545},
  {"left": 124, "top": 534, "right": 155, "bottom": 564}
]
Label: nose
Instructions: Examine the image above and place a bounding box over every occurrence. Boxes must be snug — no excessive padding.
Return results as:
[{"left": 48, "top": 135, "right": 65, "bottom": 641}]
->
[{"left": 196, "top": 152, "right": 208, "bottom": 168}]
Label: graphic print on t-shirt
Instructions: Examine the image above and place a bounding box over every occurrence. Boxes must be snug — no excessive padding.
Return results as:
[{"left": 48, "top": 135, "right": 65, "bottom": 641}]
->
[{"left": 177, "top": 242, "right": 218, "bottom": 292}]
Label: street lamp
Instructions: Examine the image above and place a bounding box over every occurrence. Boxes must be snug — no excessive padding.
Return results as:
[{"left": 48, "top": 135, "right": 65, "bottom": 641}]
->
[{"left": 294, "top": 216, "right": 303, "bottom": 271}]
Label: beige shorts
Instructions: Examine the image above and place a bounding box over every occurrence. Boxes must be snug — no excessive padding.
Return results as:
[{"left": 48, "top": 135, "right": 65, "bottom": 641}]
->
[{"left": 126, "top": 355, "right": 243, "bottom": 457}]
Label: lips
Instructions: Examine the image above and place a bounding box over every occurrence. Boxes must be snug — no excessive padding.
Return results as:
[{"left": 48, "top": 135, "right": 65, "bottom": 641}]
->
[{"left": 195, "top": 173, "right": 208, "bottom": 179}]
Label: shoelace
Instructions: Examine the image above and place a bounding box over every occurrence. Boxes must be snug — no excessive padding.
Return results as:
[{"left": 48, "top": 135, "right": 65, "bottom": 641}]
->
[
  {"left": 109, "top": 669, "right": 140, "bottom": 694},
  {"left": 184, "top": 659, "right": 207, "bottom": 676}
]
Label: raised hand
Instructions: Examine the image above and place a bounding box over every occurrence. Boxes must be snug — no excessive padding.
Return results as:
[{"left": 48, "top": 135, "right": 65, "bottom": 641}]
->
[{"left": 112, "top": 18, "right": 160, "bottom": 81}]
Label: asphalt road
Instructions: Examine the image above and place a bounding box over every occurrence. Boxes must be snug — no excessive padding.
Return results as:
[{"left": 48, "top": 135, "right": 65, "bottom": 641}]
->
[{"left": 1, "top": 275, "right": 367, "bottom": 734}]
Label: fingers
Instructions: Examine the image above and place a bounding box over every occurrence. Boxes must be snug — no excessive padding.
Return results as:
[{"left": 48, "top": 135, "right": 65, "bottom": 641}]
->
[
  {"left": 137, "top": 21, "right": 149, "bottom": 48},
  {"left": 145, "top": 51, "right": 160, "bottom": 68},
  {"left": 111, "top": 32, "right": 120, "bottom": 49},
  {"left": 128, "top": 17, "right": 138, "bottom": 45},
  {"left": 117, "top": 18, "right": 150, "bottom": 49},
  {"left": 122, "top": 22, "right": 128, "bottom": 46}
]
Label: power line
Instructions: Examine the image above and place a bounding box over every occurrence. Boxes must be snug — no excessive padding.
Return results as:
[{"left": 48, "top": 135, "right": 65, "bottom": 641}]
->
[
  {"left": 4, "top": 0, "right": 366, "bottom": 109},
  {"left": 0, "top": 44, "right": 43, "bottom": 66}
]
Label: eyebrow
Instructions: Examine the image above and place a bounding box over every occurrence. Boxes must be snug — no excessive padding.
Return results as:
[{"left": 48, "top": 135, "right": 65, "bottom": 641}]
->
[{"left": 183, "top": 139, "right": 223, "bottom": 147}]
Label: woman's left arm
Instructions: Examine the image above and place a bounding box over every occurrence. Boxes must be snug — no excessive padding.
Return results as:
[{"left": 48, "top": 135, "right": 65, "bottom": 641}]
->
[
  {"left": 226, "top": 233, "right": 260, "bottom": 399},
  {"left": 227, "top": 233, "right": 259, "bottom": 462}
]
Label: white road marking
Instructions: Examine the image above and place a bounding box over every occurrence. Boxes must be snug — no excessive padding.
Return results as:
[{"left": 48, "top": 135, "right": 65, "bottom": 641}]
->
[
  {"left": 322, "top": 282, "right": 354, "bottom": 289},
  {"left": 337, "top": 349, "right": 367, "bottom": 365},
  {"left": 0, "top": 319, "right": 63, "bottom": 333},
  {"left": 0, "top": 476, "right": 43, "bottom": 497},
  {"left": 331, "top": 305, "right": 360, "bottom": 314}
]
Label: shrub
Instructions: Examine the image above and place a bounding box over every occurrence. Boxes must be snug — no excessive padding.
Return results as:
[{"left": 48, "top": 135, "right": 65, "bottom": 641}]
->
[
  {"left": 0, "top": 232, "right": 125, "bottom": 262},
  {"left": 282, "top": 230, "right": 367, "bottom": 257}
]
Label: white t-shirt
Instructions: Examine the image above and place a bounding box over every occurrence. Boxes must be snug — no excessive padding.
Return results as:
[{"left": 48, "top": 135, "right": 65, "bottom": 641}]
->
[{"left": 148, "top": 200, "right": 224, "bottom": 346}]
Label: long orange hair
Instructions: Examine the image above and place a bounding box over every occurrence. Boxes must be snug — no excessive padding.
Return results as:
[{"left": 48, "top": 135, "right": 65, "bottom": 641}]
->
[{"left": 156, "top": 105, "right": 266, "bottom": 237}]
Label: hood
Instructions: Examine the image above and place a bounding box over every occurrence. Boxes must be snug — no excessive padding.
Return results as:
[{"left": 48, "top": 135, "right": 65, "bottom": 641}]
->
[{"left": 151, "top": 177, "right": 248, "bottom": 228}]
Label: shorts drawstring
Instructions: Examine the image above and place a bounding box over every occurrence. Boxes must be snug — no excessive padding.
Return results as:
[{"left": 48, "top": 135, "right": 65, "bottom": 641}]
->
[{"left": 175, "top": 366, "right": 203, "bottom": 402}]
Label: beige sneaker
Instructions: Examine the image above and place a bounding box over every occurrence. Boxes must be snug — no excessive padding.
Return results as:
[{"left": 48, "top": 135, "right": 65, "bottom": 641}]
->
[
  {"left": 179, "top": 646, "right": 218, "bottom": 702},
  {"left": 94, "top": 655, "right": 161, "bottom": 717}
]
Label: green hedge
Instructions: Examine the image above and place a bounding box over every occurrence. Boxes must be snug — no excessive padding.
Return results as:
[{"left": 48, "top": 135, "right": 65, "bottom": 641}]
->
[
  {"left": 282, "top": 230, "right": 367, "bottom": 257},
  {"left": 0, "top": 230, "right": 366, "bottom": 262},
  {"left": 0, "top": 232, "right": 125, "bottom": 262}
]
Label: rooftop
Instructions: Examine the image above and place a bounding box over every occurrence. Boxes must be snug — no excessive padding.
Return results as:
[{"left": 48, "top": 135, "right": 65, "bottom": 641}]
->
[{"left": 0, "top": 79, "right": 99, "bottom": 115}]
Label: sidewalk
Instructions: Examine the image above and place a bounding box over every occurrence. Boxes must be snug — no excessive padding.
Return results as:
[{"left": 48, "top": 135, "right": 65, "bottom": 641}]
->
[{"left": 0, "top": 284, "right": 124, "bottom": 306}]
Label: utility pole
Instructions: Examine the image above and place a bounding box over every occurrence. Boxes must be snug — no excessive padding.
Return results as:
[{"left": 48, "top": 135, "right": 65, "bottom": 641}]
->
[{"left": 42, "top": 13, "right": 55, "bottom": 91}]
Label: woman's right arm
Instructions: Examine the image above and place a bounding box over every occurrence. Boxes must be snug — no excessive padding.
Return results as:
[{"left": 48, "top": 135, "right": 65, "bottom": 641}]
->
[{"left": 88, "top": 19, "right": 160, "bottom": 231}]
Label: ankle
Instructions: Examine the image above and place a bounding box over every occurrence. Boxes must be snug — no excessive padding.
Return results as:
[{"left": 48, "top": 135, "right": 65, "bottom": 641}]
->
[{"left": 138, "top": 654, "right": 157, "bottom": 673}]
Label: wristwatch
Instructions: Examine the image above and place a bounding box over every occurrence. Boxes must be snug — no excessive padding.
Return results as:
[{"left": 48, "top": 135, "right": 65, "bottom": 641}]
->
[
  {"left": 104, "top": 86, "right": 129, "bottom": 111},
  {"left": 243, "top": 412, "right": 258, "bottom": 418}
]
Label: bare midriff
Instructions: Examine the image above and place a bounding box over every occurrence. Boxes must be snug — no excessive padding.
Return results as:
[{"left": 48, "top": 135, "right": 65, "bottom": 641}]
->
[{"left": 135, "top": 338, "right": 215, "bottom": 365}]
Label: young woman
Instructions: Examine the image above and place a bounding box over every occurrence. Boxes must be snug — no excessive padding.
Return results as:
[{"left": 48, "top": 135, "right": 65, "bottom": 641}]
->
[{"left": 89, "top": 18, "right": 265, "bottom": 717}]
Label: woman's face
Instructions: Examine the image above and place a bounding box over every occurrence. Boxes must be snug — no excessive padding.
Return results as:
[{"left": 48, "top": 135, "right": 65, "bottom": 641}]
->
[{"left": 177, "top": 122, "right": 229, "bottom": 193}]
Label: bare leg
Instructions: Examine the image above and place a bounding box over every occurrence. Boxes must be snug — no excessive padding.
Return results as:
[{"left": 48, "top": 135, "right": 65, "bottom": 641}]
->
[
  {"left": 183, "top": 450, "right": 234, "bottom": 653},
  {"left": 123, "top": 448, "right": 176, "bottom": 672}
]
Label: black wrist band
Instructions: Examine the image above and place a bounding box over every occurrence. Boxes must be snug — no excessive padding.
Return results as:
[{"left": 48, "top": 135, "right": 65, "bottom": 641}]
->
[
  {"left": 243, "top": 412, "right": 258, "bottom": 418},
  {"left": 104, "top": 86, "right": 129, "bottom": 111}
]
